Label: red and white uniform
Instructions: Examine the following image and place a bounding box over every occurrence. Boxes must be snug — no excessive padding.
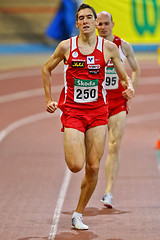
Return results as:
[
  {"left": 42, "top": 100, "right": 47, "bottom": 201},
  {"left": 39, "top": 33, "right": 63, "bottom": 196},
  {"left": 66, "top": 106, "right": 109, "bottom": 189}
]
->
[
  {"left": 58, "top": 35, "right": 108, "bottom": 132},
  {"left": 58, "top": 35, "right": 107, "bottom": 112},
  {"left": 104, "top": 35, "right": 127, "bottom": 117}
]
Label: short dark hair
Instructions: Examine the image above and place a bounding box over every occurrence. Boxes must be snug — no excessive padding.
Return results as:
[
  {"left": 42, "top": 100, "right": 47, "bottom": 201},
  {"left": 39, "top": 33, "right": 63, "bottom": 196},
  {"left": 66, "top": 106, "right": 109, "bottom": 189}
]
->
[{"left": 76, "top": 3, "right": 97, "bottom": 21}]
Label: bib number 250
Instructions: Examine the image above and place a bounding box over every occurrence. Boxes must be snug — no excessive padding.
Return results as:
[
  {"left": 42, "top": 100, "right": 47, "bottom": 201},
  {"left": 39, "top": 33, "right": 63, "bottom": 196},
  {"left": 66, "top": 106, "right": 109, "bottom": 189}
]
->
[{"left": 74, "top": 78, "right": 98, "bottom": 103}]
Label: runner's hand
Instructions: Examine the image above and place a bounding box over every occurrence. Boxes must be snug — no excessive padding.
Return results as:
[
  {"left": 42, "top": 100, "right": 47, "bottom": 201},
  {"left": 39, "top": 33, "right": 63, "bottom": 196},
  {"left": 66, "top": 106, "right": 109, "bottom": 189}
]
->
[
  {"left": 122, "top": 86, "right": 135, "bottom": 100},
  {"left": 46, "top": 101, "right": 58, "bottom": 113}
]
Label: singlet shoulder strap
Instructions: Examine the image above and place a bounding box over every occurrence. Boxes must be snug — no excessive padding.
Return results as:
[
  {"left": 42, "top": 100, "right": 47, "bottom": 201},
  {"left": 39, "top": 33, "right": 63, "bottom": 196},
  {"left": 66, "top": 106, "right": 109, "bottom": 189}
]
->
[
  {"left": 119, "top": 46, "right": 126, "bottom": 62},
  {"left": 113, "top": 35, "right": 126, "bottom": 62},
  {"left": 71, "top": 36, "right": 77, "bottom": 52},
  {"left": 97, "top": 36, "right": 103, "bottom": 52},
  {"left": 113, "top": 35, "right": 121, "bottom": 46}
]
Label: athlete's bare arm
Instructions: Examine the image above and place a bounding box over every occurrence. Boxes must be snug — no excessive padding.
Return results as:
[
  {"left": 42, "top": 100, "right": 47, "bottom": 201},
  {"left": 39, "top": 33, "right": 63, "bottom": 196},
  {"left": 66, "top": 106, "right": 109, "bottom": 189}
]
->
[
  {"left": 104, "top": 40, "right": 134, "bottom": 99},
  {"left": 121, "top": 40, "right": 140, "bottom": 89},
  {"left": 42, "top": 39, "right": 70, "bottom": 113}
]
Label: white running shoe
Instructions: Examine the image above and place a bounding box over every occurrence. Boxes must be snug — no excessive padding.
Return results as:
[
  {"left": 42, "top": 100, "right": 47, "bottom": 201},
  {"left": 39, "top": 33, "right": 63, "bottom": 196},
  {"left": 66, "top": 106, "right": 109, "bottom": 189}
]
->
[
  {"left": 72, "top": 216, "right": 89, "bottom": 230},
  {"left": 101, "top": 192, "right": 113, "bottom": 208}
]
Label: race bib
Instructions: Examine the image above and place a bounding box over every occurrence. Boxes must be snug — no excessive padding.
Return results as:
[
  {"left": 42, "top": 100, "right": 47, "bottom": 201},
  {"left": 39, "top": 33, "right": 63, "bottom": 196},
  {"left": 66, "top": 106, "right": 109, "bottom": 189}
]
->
[
  {"left": 104, "top": 67, "right": 119, "bottom": 90},
  {"left": 74, "top": 78, "right": 98, "bottom": 103}
]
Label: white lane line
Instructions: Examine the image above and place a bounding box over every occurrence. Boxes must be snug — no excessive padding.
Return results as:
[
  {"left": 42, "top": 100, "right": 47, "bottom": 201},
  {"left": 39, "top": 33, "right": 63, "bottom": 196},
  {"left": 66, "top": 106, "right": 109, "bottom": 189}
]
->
[
  {"left": 0, "top": 88, "right": 44, "bottom": 103},
  {"left": 133, "top": 93, "right": 160, "bottom": 103},
  {"left": 0, "top": 67, "right": 159, "bottom": 84},
  {"left": 0, "top": 64, "right": 63, "bottom": 81},
  {"left": 0, "top": 110, "right": 160, "bottom": 239},
  {"left": 0, "top": 85, "right": 62, "bottom": 103},
  {"left": 0, "top": 68, "right": 41, "bottom": 80},
  {"left": 1, "top": 111, "right": 159, "bottom": 143},
  {"left": 0, "top": 90, "right": 159, "bottom": 104},
  {"left": 0, "top": 111, "right": 59, "bottom": 143},
  {"left": 48, "top": 168, "right": 71, "bottom": 240},
  {"left": 0, "top": 109, "right": 72, "bottom": 240},
  {"left": 127, "top": 112, "right": 160, "bottom": 124},
  {"left": 138, "top": 76, "right": 160, "bottom": 85}
]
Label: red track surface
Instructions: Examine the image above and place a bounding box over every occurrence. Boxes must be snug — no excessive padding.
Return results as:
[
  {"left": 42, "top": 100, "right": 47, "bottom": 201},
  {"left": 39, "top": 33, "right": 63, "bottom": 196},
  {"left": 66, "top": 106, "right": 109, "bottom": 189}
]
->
[{"left": 0, "top": 57, "right": 160, "bottom": 240}]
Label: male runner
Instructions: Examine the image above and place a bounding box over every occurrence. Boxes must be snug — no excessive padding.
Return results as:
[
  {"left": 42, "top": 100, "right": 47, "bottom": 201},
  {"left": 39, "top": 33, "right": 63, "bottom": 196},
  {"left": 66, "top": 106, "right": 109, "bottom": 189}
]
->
[
  {"left": 42, "top": 4, "right": 134, "bottom": 230},
  {"left": 97, "top": 11, "right": 140, "bottom": 208}
]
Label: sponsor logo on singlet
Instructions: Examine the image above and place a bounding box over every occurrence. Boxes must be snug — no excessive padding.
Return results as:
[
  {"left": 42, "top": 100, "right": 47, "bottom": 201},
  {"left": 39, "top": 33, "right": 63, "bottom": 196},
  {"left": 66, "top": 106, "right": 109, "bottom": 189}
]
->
[
  {"left": 88, "top": 64, "right": 100, "bottom": 74},
  {"left": 88, "top": 64, "right": 100, "bottom": 69},
  {"left": 72, "top": 61, "right": 85, "bottom": 68},
  {"left": 87, "top": 56, "right": 95, "bottom": 64},
  {"left": 72, "top": 51, "right": 78, "bottom": 58}
]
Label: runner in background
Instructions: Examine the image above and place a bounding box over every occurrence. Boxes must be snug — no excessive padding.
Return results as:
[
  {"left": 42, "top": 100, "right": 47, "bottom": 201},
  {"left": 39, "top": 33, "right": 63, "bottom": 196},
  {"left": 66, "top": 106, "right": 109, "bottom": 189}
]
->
[{"left": 97, "top": 11, "right": 140, "bottom": 208}]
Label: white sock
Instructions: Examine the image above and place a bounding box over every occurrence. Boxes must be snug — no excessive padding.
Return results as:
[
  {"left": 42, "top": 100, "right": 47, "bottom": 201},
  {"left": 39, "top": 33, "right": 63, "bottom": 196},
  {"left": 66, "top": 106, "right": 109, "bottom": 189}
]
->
[{"left": 72, "top": 211, "right": 82, "bottom": 218}]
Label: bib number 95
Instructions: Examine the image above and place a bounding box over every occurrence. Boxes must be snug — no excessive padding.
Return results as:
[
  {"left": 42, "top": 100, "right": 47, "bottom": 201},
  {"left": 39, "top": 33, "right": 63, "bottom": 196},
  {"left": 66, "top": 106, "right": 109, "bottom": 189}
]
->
[{"left": 105, "top": 67, "right": 119, "bottom": 90}]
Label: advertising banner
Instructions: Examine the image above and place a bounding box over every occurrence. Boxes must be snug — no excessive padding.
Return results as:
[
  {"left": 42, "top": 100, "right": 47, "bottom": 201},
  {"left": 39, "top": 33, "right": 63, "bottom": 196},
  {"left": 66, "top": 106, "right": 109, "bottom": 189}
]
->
[{"left": 84, "top": 0, "right": 160, "bottom": 44}]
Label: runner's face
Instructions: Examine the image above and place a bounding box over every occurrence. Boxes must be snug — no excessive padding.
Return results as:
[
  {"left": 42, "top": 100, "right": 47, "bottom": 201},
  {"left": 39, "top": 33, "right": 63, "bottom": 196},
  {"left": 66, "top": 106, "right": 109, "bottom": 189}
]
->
[
  {"left": 97, "top": 14, "right": 113, "bottom": 39},
  {"left": 76, "top": 8, "right": 96, "bottom": 34}
]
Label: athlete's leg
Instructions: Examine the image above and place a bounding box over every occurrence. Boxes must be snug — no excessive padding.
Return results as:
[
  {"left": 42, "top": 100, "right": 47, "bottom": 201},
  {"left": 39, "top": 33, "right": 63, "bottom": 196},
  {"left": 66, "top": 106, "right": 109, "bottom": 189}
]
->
[
  {"left": 75, "top": 125, "right": 107, "bottom": 213},
  {"left": 64, "top": 127, "right": 85, "bottom": 173},
  {"left": 105, "top": 111, "right": 126, "bottom": 194}
]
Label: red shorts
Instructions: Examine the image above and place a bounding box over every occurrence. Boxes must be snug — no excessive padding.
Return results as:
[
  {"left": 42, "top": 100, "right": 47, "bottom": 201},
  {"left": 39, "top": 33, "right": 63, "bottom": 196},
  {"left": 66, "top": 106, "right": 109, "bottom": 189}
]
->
[
  {"left": 60, "top": 105, "right": 108, "bottom": 133},
  {"left": 108, "top": 97, "right": 128, "bottom": 118}
]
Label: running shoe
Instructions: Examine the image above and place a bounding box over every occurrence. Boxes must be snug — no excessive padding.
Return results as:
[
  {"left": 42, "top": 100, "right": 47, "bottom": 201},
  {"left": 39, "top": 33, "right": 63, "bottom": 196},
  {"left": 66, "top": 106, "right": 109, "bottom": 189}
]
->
[
  {"left": 101, "top": 192, "right": 113, "bottom": 208},
  {"left": 72, "top": 216, "right": 88, "bottom": 230}
]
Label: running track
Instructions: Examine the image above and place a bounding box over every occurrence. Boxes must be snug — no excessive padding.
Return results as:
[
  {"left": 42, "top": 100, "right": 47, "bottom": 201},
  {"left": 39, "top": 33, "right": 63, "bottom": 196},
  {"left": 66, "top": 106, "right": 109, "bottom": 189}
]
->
[{"left": 0, "top": 57, "right": 160, "bottom": 240}]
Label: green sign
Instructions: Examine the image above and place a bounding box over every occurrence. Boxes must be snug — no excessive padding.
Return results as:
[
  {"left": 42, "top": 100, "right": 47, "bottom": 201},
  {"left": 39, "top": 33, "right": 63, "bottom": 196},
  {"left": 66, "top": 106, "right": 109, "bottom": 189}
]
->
[{"left": 132, "top": 0, "right": 158, "bottom": 35}]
